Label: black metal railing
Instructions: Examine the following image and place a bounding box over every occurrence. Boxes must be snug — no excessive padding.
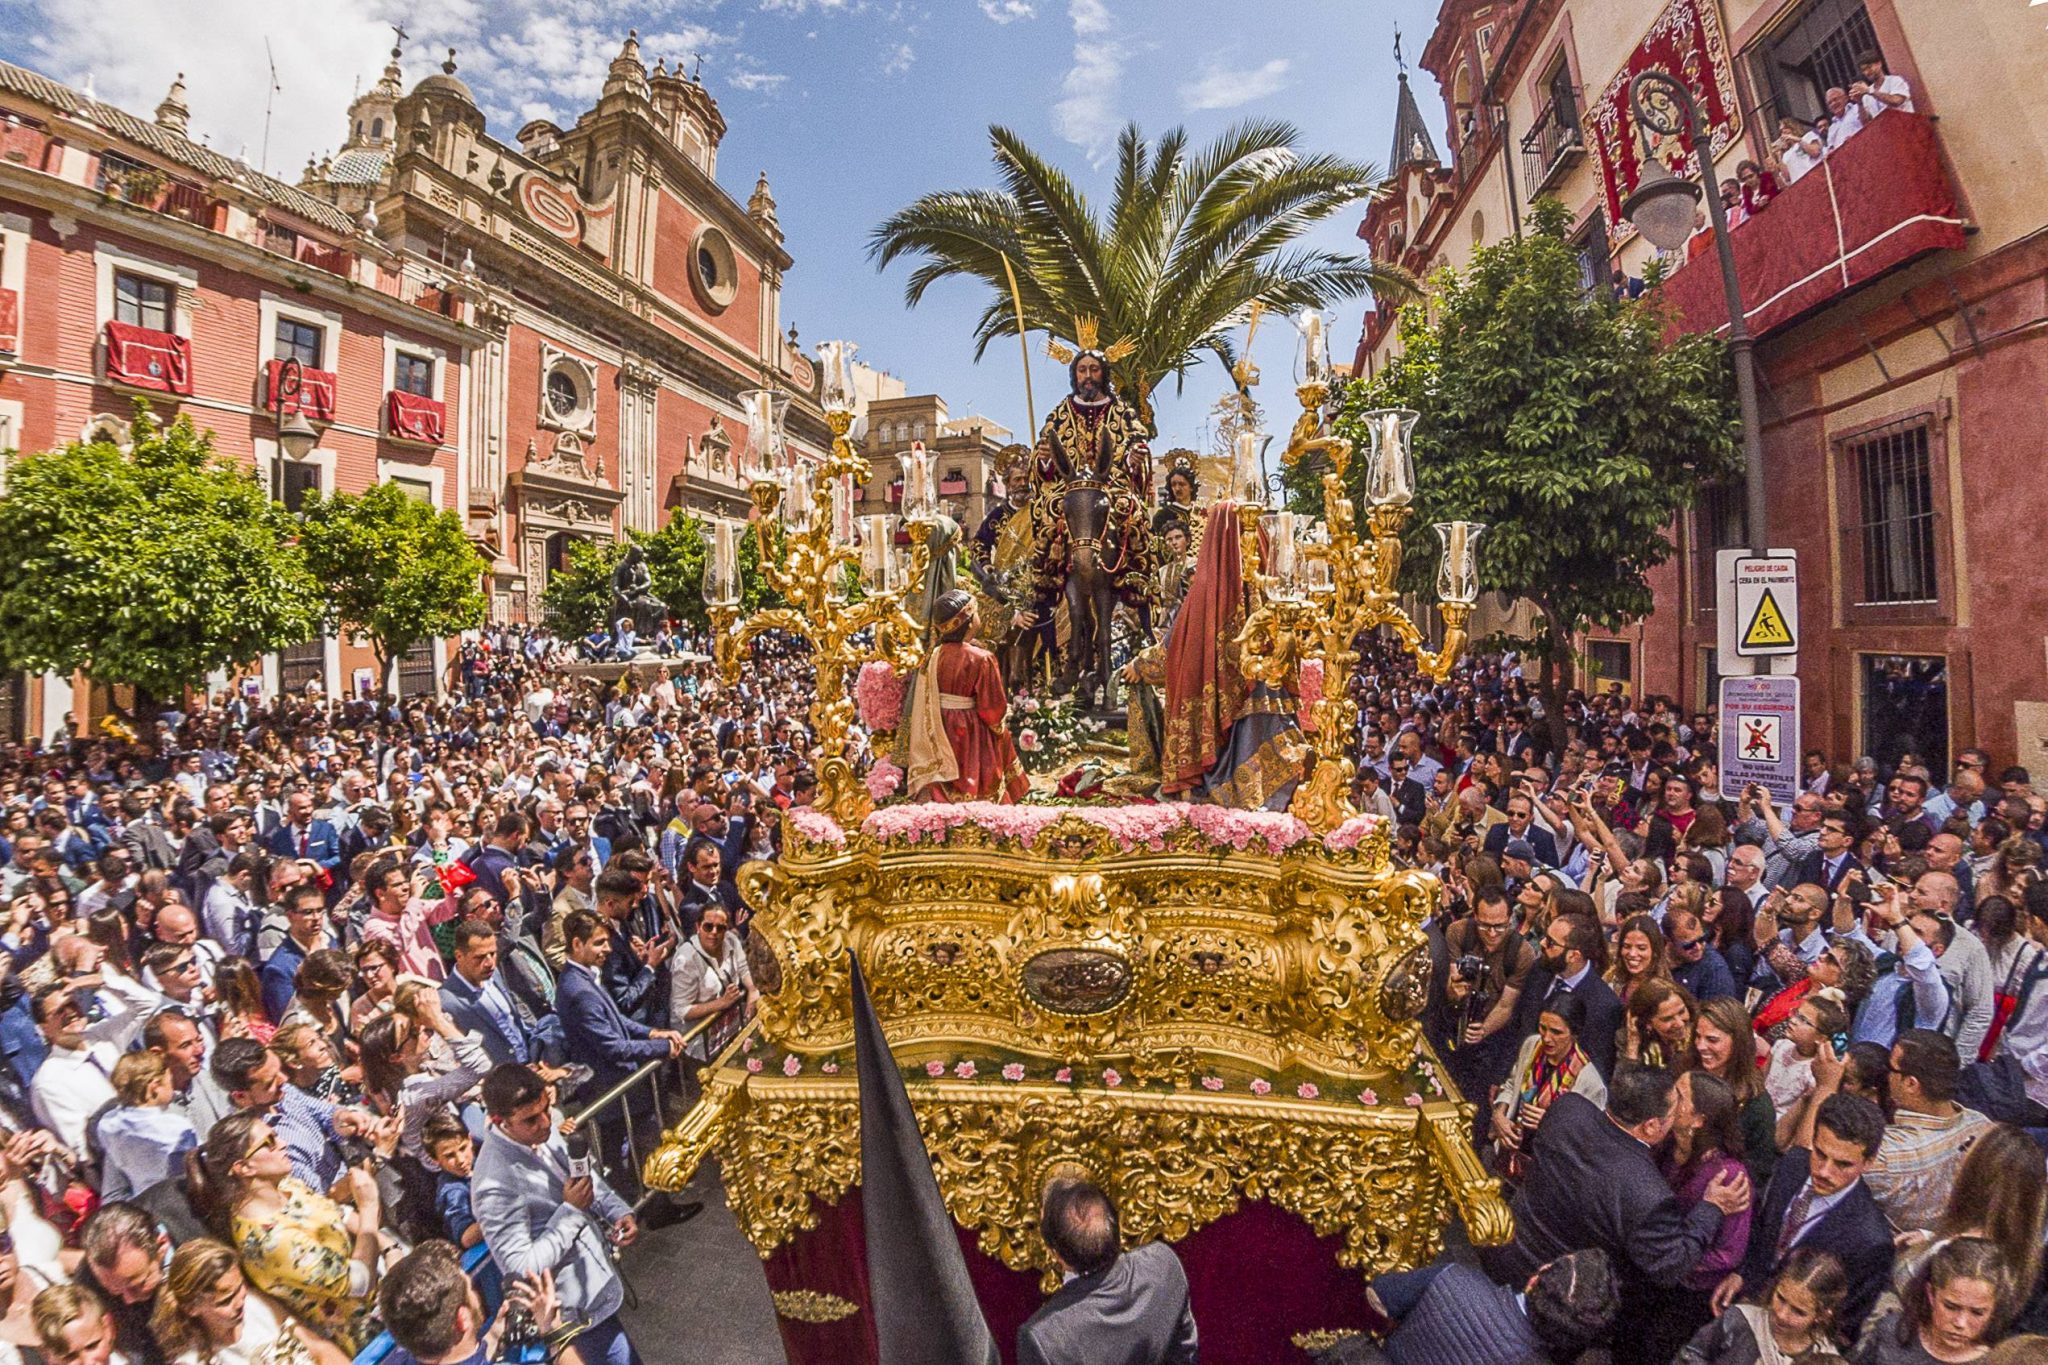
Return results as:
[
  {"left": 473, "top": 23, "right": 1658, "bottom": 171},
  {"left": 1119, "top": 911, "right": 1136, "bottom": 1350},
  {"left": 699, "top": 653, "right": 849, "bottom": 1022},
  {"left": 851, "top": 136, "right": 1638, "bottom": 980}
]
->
[{"left": 1520, "top": 97, "right": 1584, "bottom": 193}]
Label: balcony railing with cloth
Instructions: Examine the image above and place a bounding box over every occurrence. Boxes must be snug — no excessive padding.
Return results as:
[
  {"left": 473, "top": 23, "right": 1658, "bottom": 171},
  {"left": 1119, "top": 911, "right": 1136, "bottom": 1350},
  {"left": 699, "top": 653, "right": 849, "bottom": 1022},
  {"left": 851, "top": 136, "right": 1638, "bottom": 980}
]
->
[{"left": 1655, "top": 112, "right": 1967, "bottom": 341}]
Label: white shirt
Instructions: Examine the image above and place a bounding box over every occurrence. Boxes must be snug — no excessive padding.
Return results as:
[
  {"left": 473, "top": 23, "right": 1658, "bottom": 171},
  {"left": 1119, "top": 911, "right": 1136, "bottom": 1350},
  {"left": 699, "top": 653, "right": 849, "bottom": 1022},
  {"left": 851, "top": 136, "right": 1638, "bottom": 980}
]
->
[
  {"left": 1860, "top": 73, "right": 1913, "bottom": 120},
  {"left": 30, "top": 1042, "right": 120, "bottom": 1156},
  {"left": 1825, "top": 104, "right": 1865, "bottom": 151},
  {"left": 1780, "top": 136, "right": 1822, "bottom": 184}
]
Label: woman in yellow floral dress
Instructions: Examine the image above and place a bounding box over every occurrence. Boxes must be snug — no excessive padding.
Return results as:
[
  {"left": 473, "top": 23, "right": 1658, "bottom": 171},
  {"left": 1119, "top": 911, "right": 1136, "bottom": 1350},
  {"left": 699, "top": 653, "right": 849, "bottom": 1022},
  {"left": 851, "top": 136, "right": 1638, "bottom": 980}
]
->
[{"left": 203, "top": 1115, "right": 381, "bottom": 1354}]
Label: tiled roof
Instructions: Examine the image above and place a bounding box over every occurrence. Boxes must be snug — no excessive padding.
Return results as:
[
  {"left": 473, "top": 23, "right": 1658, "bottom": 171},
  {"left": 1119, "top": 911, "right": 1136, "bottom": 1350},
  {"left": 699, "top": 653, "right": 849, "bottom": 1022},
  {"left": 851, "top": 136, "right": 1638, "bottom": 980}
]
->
[
  {"left": 0, "top": 58, "right": 358, "bottom": 237},
  {"left": 327, "top": 148, "right": 389, "bottom": 186}
]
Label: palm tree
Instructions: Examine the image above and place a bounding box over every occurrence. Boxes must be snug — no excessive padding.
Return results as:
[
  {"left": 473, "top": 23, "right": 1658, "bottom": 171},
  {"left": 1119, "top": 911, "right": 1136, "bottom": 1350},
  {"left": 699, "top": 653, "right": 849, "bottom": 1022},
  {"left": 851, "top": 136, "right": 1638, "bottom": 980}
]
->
[{"left": 870, "top": 120, "right": 1413, "bottom": 432}]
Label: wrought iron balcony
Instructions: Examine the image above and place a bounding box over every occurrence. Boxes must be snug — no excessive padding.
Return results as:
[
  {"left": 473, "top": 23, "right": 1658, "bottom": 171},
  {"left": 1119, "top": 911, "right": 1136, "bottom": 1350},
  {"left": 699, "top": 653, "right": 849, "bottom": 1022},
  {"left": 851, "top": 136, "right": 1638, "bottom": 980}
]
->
[{"left": 1520, "top": 98, "right": 1585, "bottom": 193}]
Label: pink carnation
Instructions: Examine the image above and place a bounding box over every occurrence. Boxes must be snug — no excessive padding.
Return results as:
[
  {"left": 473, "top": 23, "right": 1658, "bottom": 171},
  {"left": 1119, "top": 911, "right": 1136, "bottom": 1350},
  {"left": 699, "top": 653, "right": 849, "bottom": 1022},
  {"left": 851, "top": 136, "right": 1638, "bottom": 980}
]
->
[
  {"left": 743, "top": 1037, "right": 757, "bottom": 1053},
  {"left": 1403, "top": 1093, "right": 1424, "bottom": 1107},
  {"left": 786, "top": 806, "right": 848, "bottom": 849},
  {"left": 1001, "top": 1063, "right": 1026, "bottom": 1082},
  {"left": 855, "top": 662, "right": 904, "bottom": 732},
  {"left": 864, "top": 760, "right": 903, "bottom": 802},
  {"left": 1357, "top": 1088, "right": 1379, "bottom": 1106},
  {"left": 1323, "top": 813, "right": 1383, "bottom": 854},
  {"left": 1296, "top": 1082, "right": 1320, "bottom": 1100},
  {"left": 1297, "top": 658, "right": 1324, "bottom": 731},
  {"left": 1102, "top": 1068, "right": 1122, "bottom": 1088},
  {"left": 1199, "top": 1076, "right": 1224, "bottom": 1092},
  {"left": 1054, "top": 1067, "right": 1073, "bottom": 1083},
  {"left": 1249, "top": 1078, "right": 1272, "bottom": 1096},
  {"left": 821, "top": 1062, "right": 840, "bottom": 1075},
  {"left": 925, "top": 1060, "right": 946, "bottom": 1078},
  {"left": 783, "top": 1055, "right": 802, "bottom": 1076},
  {"left": 953, "top": 1061, "right": 978, "bottom": 1080},
  {"left": 746, "top": 1058, "right": 764, "bottom": 1073}
]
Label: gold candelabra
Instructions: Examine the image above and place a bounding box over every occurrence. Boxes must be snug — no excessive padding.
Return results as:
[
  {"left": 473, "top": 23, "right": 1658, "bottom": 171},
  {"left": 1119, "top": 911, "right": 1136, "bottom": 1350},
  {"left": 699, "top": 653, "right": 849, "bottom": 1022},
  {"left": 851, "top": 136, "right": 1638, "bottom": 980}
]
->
[
  {"left": 705, "top": 353, "right": 937, "bottom": 827},
  {"left": 1231, "top": 316, "right": 1485, "bottom": 835}
]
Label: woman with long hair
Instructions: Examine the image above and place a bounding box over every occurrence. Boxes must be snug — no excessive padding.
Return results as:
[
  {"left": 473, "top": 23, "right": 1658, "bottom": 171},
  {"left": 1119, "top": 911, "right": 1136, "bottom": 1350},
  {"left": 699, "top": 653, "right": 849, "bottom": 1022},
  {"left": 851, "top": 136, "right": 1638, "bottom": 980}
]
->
[
  {"left": 149, "top": 1238, "right": 350, "bottom": 1365},
  {"left": 1855, "top": 1237, "right": 2016, "bottom": 1364},
  {"left": 1624, "top": 979, "right": 1700, "bottom": 1071},
  {"left": 197, "top": 1115, "right": 380, "bottom": 1354},
  {"left": 1891, "top": 1127, "right": 2048, "bottom": 1315},
  {"left": 1491, "top": 992, "right": 1606, "bottom": 1182},
  {"left": 1680, "top": 1247, "right": 1847, "bottom": 1364},
  {"left": 1978, "top": 837, "right": 2040, "bottom": 912},
  {"left": 1971, "top": 898, "right": 2042, "bottom": 1063},
  {"left": 211, "top": 959, "right": 273, "bottom": 1044},
  {"left": 357, "top": 990, "right": 490, "bottom": 1160},
  {"left": 1705, "top": 887, "right": 1759, "bottom": 990},
  {"left": 1608, "top": 913, "right": 1673, "bottom": 1003},
  {"left": 1655, "top": 1070, "right": 1755, "bottom": 1360},
  {"left": 1688, "top": 998, "right": 1780, "bottom": 1192}
]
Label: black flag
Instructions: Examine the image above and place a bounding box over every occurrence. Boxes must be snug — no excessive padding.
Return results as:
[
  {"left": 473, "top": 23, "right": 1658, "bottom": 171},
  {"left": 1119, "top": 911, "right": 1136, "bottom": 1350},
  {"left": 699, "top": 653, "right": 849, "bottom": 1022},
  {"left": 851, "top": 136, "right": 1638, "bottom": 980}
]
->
[{"left": 850, "top": 950, "right": 1001, "bottom": 1365}]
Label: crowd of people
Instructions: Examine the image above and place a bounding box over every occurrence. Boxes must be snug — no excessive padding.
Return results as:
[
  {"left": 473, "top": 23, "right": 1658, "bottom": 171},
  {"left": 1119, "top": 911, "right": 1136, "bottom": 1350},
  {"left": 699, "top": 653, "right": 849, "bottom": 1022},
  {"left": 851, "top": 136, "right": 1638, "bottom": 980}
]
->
[
  {"left": 0, "top": 625, "right": 819, "bottom": 1365},
  {"left": 1336, "top": 632, "right": 2048, "bottom": 1364}
]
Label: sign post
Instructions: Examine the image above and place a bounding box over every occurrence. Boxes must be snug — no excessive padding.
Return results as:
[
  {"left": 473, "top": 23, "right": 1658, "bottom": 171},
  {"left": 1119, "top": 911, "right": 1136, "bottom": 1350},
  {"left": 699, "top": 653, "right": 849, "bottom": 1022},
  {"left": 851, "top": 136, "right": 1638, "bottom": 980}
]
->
[
  {"left": 1719, "top": 674, "right": 1802, "bottom": 805},
  {"left": 1717, "top": 549, "right": 1799, "bottom": 676}
]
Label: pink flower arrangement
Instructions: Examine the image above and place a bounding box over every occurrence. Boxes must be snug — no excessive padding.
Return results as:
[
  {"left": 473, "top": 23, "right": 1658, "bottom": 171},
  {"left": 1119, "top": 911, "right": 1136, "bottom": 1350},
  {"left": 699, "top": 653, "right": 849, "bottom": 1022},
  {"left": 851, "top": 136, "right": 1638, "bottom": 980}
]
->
[
  {"left": 1297, "top": 658, "right": 1325, "bottom": 731},
  {"left": 1054, "top": 1067, "right": 1073, "bottom": 1083},
  {"left": 925, "top": 1060, "right": 946, "bottom": 1078},
  {"left": 786, "top": 806, "right": 848, "bottom": 849},
  {"left": 1296, "top": 1082, "right": 1320, "bottom": 1100},
  {"left": 1001, "top": 1063, "right": 1026, "bottom": 1082},
  {"left": 1357, "top": 1088, "right": 1379, "bottom": 1106},
  {"left": 746, "top": 1058, "right": 763, "bottom": 1074},
  {"left": 821, "top": 1062, "right": 840, "bottom": 1075},
  {"left": 782, "top": 1055, "right": 802, "bottom": 1077},
  {"left": 1102, "top": 1068, "right": 1122, "bottom": 1088},
  {"left": 1323, "top": 813, "right": 1383, "bottom": 854},
  {"left": 864, "top": 760, "right": 904, "bottom": 802},
  {"left": 953, "top": 1061, "right": 977, "bottom": 1080},
  {"left": 855, "top": 662, "right": 904, "bottom": 732},
  {"left": 1199, "top": 1076, "right": 1224, "bottom": 1092},
  {"left": 1183, "top": 803, "right": 1310, "bottom": 855},
  {"left": 1403, "top": 1093, "right": 1424, "bottom": 1107},
  {"left": 859, "top": 800, "right": 1323, "bottom": 856},
  {"left": 1249, "top": 1078, "right": 1272, "bottom": 1096},
  {"left": 1017, "top": 729, "right": 1040, "bottom": 752}
]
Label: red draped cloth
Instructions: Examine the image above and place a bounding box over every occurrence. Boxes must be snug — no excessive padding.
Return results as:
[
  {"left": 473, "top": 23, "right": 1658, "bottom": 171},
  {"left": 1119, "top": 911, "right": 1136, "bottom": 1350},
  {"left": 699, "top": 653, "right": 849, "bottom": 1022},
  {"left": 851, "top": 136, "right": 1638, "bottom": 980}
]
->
[
  {"left": 923, "top": 640, "right": 1029, "bottom": 804},
  {"left": 1161, "top": 502, "right": 1257, "bottom": 796}
]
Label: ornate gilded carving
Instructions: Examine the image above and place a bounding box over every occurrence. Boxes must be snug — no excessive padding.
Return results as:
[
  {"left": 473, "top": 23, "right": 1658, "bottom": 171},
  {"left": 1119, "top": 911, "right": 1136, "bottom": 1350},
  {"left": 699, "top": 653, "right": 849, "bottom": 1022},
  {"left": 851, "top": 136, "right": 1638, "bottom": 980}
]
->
[
  {"left": 770, "top": 1291, "right": 859, "bottom": 1324},
  {"left": 1291, "top": 1329, "right": 1363, "bottom": 1354}
]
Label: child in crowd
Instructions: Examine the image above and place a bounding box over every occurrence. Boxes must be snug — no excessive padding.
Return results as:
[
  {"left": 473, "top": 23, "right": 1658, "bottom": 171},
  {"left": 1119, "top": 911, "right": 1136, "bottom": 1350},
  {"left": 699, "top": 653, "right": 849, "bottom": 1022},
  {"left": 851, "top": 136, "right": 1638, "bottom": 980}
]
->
[
  {"left": 1767, "top": 989, "right": 1850, "bottom": 1123},
  {"left": 423, "top": 1109, "right": 481, "bottom": 1249},
  {"left": 1678, "top": 1247, "right": 1847, "bottom": 1363}
]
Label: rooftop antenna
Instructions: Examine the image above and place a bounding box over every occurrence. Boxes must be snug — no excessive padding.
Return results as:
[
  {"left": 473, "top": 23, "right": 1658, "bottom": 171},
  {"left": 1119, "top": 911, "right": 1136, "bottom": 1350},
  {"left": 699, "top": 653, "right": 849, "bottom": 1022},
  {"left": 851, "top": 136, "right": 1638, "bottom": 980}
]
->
[{"left": 260, "top": 38, "right": 283, "bottom": 173}]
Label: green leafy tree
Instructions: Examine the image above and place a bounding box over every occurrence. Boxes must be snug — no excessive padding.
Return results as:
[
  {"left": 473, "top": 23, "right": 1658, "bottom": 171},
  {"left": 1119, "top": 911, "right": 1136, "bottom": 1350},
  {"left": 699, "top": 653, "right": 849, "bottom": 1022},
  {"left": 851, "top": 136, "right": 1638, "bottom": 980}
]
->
[
  {"left": 539, "top": 515, "right": 781, "bottom": 638},
  {"left": 872, "top": 121, "right": 1413, "bottom": 431},
  {"left": 0, "top": 406, "right": 322, "bottom": 698},
  {"left": 1324, "top": 198, "right": 1741, "bottom": 750},
  {"left": 298, "top": 481, "right": 487, "bottom": 688}
]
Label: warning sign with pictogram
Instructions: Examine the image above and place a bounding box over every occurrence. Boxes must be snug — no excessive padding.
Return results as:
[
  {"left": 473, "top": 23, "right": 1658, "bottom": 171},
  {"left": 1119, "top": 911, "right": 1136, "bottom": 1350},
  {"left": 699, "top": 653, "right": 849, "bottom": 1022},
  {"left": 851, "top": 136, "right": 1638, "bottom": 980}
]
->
[
  {"left": 1732, "top": 555, "right": 1799, "bottom": 658},
  {"left": 1720, "top": 675, "right": 1801, "bottom": 804},
  {"left": 1742, "top": 588, "right": 1795, "bottom": 651}
]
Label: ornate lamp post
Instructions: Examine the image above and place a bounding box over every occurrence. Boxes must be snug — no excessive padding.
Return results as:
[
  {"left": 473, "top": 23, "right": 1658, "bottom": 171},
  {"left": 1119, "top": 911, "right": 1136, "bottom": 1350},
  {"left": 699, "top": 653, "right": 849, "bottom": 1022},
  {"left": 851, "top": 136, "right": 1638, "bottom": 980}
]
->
[
  {"left": 703, "top": 340, "right": 935, "bottom": 825},
  {"left": 1619, "top": 69, "right": 1768, "bottom": 556},
  {"left": 1233, "top": 314, "right": 1484, "bottom": 834},
  {"left": 271, "top": 356, "right": 319, "bottom": 463}
]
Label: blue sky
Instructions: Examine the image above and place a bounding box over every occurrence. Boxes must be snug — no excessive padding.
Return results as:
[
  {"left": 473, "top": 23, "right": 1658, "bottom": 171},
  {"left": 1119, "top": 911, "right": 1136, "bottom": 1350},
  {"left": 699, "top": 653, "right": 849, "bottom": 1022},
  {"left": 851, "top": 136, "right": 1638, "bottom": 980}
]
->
[{"left": 1, "top": 0, "right": 1444, "bottom": 450}]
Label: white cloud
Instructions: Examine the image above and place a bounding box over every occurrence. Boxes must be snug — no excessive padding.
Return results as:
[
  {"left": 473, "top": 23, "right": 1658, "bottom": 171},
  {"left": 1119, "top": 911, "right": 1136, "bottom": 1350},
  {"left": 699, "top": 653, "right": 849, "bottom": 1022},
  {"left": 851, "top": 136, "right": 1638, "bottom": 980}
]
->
[
  {"left": 726, "top": 57, "right": 789, "bottom": 93},
  {"left": 1051, "top": 0, "right": 1123, "bottom": 166},
  {"left": 881, "top": 42, "right": 916, "bottom": 76},
  {"left": 1178, "top": 56, "right": 1291, "bottom": 111},
  {"left": 977, "top": 0, "right": 1035, "bottom": 22},
  {"left": 758, "top": 0, "right": 851, "bottom": 11},
  {"left": 12, "top": 0, "right": 736, "bottom": 172}
]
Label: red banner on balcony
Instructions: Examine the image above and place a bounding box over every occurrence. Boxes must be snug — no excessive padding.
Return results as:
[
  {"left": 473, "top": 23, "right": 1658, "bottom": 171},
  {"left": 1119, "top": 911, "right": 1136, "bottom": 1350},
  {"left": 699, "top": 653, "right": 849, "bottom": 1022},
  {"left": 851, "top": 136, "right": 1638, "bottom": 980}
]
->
[
  {"left": 104, "top": 320, "right": 192, "bottom": 395},
  {"left": 265, "top": 359, "right": 338, "bottom": 421},
  {"left": 1584, "top": 0, "right": 1743, "bottom": 243},
  {"left": 938, "top": 477, "right": 970, "bottom": 496},
  {"left": 1656, "top": 113, "right": 1967, "bottom": 341},
  {"left": 0, "top": 287, "right": 17, "bottom": 356},
  {"left": 387, "top": 390, "right": 446, "bottom": 444}
]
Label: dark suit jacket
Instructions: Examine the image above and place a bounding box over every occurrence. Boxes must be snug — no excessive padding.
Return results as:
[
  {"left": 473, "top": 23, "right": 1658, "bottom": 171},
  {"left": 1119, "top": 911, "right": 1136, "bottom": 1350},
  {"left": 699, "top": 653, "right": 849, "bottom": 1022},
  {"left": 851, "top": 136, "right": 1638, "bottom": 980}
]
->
[
  {"left": 556, "top": 961, "right": 669, "bottom": 1091},
  {"left": 1510, "top": 966, "right": 1624, "bottom": 1080},
  {"left": 120, "top": 821, "right": 178, "bottom": 873},
  {"left": 1017, "top": 1242, "right": 1198, "bottom": 1365},
  {"left": 1483, "top": 1092, "right": 1725, "bottom": 1295},
  {"left": 1738, "top": 1148, "right": 1894, "bottom": 1334},
  {"left": 1794, "top": 851, "right": 1865, "bottom": 895},
  {"left": 1388, "top": 778, "right": 1429, "bottom": 828},
  {"left": 440, "top": 969, "right": 539, "bottom": 1067},
  {"left": 1482, "top": 822, "right": 1560, "bottom": 867}
]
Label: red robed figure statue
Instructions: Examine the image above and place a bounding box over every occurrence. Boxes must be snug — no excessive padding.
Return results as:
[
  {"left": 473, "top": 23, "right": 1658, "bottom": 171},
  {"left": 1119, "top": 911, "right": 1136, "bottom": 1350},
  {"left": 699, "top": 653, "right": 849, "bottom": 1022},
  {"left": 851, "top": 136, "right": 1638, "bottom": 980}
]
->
[{"left": 904, "top": 590, "right": 1030, "bottom": 804}]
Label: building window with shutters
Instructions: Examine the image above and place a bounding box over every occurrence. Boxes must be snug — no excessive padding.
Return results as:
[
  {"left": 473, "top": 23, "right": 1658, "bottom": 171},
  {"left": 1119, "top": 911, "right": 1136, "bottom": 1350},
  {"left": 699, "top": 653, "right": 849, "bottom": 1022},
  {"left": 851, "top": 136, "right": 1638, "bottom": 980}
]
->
[
  {"left": 394, "top": 352, "right": 435, "bottom": 397},
  {"left": 1748, "top": 0, "right": 1882, "bottom": 131},
  {"left": 114, "top": 271, "right": 173, "bottom": 332},
  {"left": 274, "top": 316, "right": 324, "bottom": 369},
  {"left": 1836, "top": 413, "right": 1949, "bottom": 622}
]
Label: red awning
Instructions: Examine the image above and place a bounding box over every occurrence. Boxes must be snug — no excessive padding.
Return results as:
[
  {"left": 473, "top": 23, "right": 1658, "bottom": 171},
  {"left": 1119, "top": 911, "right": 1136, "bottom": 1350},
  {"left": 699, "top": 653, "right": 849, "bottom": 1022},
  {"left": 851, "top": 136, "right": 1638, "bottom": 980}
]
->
[
  {"left": 266, "top": 359, "right": 338, "bottom": 422},
  {"left": 104, "top": 320, "right": 192, "bottom": 395},
  {"left": 1656, "top": 112, "right": 1966, "bottom": 341},
  {"left": 387, "top": 390, "right": 446, "bottom": 444}
]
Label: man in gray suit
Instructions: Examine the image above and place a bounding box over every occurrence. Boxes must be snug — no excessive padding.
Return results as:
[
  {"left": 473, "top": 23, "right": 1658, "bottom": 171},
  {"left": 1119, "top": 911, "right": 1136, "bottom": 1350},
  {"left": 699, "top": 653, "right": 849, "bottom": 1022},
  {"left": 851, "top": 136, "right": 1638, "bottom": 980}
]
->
[
  {"left": 473, "top": 1063, "right": 643, "bottom": 1365},
  {"left": 1017, "top": 1179, "right": 1199, "bottom": 1365}
]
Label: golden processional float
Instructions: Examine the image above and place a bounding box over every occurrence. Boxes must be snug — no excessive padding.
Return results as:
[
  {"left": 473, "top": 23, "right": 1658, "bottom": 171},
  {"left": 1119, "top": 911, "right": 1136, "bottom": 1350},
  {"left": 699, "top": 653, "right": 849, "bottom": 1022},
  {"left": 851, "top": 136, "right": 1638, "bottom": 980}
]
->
[{"left": 647, "top": 323, "right": 1510, "bottom": 1364}]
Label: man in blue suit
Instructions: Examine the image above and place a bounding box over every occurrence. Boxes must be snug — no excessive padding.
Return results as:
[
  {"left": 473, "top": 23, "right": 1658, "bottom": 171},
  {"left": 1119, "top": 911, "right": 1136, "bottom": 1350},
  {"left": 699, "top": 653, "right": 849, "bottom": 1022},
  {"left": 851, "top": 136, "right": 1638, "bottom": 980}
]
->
[
  {"left": 442, "top": 919, "right": 542, "bottom": 1067},
  {"left": 556, "top": 909, "right": 682, "bottom": 1091},
  {"left": 266, "top": 791, "right": 342, "bottom": 896}
]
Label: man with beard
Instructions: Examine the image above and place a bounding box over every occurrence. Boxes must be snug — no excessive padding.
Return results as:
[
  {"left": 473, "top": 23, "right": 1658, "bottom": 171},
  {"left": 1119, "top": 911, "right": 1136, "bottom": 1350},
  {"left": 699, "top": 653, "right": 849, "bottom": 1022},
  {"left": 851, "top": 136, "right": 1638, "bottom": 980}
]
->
[{"left": 1509, "top": 911, "right": 1624, "bottom": 1081}]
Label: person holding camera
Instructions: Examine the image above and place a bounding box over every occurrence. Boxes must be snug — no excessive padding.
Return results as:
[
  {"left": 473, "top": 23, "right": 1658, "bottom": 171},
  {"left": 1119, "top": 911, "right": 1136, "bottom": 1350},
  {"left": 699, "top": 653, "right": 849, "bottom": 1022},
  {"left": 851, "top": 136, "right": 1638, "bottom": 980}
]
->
[
  {"left": 472, "top": 1065, "right": 640, "bottom": 1365},
  {"left": 1435, "top": 887, "right": 1534, "bottom": 1104},
  {"left": 381, "top": 1244, "right": 578, "bottom": 1365}
]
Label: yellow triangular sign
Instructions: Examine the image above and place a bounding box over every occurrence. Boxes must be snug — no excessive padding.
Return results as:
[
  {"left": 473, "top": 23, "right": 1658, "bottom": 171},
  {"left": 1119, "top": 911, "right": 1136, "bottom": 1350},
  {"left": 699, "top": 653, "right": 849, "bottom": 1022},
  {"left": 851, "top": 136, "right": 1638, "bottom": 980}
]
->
[{"left": 1742, "top": 588, "right": 1795, "bottom": 649}]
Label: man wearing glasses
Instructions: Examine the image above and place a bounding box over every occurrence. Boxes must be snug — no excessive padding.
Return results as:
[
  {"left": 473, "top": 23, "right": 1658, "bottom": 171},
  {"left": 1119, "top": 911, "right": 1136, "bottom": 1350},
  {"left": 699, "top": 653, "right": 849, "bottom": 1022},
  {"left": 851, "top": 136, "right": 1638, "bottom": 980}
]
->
[{"left": 1437, "top": 887, "right": 1535, "bottom": 1102}]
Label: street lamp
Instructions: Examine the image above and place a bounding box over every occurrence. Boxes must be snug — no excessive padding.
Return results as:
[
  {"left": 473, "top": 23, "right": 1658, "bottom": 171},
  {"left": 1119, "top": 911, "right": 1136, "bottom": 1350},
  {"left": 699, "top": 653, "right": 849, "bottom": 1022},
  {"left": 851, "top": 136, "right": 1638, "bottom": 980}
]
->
[
  {"left": 271, "top": 356, "right": 319, "bottom": 462},
  {"left": 1620, "top": 69, "right": 1768, "bottom": 557}
]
